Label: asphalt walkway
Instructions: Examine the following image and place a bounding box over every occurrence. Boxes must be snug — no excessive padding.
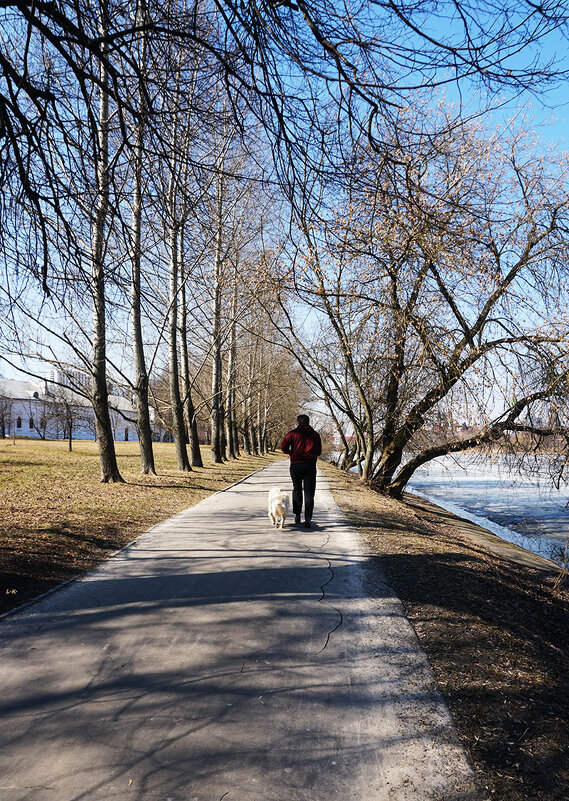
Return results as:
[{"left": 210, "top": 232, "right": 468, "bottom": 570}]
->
[{"left": 0, "top": 460, "right": 480, "bottom": 801}]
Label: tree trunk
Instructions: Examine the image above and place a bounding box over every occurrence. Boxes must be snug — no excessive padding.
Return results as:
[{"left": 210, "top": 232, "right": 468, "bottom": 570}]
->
[
  {"left": 188, "top": 396, "right": 203, "bottom": 467},
  {"left": 168, "top": 219, "right": 191, "bottom": 471},
  {"left": 179, "top": 246, "right": 203, "bottom": 467},
  {"left": 225, "top": 383, "right": 236, "bottom": 458},
  {"left": 130, "top": 5, "right": 156, "bottom": 475},
  {"left": 225, "top": 260, "right": 239, "bottom": 459},
  {"left": 244, "top": 347, "right": 258, "bottom": 454},
  {"left": 256, "top": 386, "right": 264, "bottom": 454},
  {"left": 232, "top": 415, "right": 240, "bottom": 456},
  {"left": 210, "top": 167, "right": 224, "bottom": 463},
  {"left": 249, "top": 412, "right": 259, "bottom": 455},
  {"left": 260, "top": 357, "right": 273, "bottom": 456},
  {"left": 373, "top": 447, "right": 405, "bottom": 491},
  {"left": 242, "top": 425, "right": 251, "bottom": 455},
  {"left": 91, "top": 2, "right": 123, "bottom": 483}
]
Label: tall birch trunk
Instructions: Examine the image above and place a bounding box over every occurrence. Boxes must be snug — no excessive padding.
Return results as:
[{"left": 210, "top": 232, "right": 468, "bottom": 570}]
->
[
  {"left": 224, "top": 259, "right": 239, "bottom": 459},
  {"left": 242, "top": 352, "right": 251, "bottom": 454},
  {"left": 260, "top": 360, "right": 272, "bottom": 453},
  {"left": 66, "top": 406, "right": 73, "bottom": 452},
  {"left": 210, "top": 166, "right": 224, "bottom": 463},
  {"left": 91, "top": 1, "right": 123, "bottom": 483},
  {"left": 179, "top": 234, "right": 203, "bottom": 467},
  {"left": 168, "top": 214, "right": 191, "bottom": 471},
  {"left": 241, "top": 394, "right": 251, "bottom": 454},
  {"left": 164, "top": 69, "right": 191, "bottom": 472},
  {"left": 130, "top": 3, "right": 155, "bottom": 475},
  {"left": 224, "top": 370, "right": 235, "bottom": 459},
  {"left": 246, "top": 347, "right": 258, "bottom": 455},
  {"left": 256, "top": 381, "right": 264, "bottom": 454}
]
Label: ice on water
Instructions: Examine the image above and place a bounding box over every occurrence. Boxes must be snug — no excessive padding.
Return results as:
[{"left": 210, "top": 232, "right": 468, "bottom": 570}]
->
[{"left": 407, "top": 454, "right": 569, "bottom": 567}]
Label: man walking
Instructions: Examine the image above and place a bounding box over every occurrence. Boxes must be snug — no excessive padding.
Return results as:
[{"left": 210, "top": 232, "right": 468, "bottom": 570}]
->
[{"left": 281, "top": 414, "right": 322, "bottom": 528}]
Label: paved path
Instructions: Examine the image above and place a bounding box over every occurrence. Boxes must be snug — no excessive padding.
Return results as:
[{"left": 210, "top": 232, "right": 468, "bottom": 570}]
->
[{"left": 0, "top": 461, "right": 480, "bottom": 801}]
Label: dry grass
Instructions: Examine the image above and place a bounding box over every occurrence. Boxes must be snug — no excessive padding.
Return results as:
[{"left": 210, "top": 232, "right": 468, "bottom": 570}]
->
[
  {"left": 0, "top": 438, "right": 280, "bottom": 614},
  {"left": 320, "top": 461, "right": 569, "bottom": 801}
]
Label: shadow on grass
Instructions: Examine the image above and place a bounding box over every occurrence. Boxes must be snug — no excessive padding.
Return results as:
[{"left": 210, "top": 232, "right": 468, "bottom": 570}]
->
[
  {"left": 125, "top": 481, "right": 217, "bottom": 491},
  {"left": 0, "top": 459, "right": 46, "bottom": 467}
]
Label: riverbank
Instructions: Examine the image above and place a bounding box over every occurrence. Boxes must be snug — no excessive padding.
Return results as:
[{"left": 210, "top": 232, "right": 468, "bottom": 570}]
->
[{"left": 320, "top": 461, "right": 569, "bottom": 801}]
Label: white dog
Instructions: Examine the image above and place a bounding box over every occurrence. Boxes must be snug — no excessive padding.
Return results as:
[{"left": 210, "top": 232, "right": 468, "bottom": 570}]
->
[{"left": 268, "top": 487, "right": 290, "bottom": 529}]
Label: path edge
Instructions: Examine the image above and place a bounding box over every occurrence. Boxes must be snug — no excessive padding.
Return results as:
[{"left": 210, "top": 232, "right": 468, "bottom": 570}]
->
[{"left": 0, "top": 462, "right": 283, "bottom": 622}]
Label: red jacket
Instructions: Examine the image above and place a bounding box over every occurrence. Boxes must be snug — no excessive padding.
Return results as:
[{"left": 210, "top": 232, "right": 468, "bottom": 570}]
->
[{"left": 281, "top": 425, "right": 322, "bottom": 464}]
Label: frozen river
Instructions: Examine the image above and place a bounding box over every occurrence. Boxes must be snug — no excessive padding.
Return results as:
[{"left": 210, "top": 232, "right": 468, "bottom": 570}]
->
[{"left": 406, "top": 454, "right": 569, "bottom": 568}]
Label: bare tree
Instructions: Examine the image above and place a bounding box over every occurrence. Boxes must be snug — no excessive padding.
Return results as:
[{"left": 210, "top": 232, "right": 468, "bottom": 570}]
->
[
  {"left": 49, "top": 390, "right": 89, "bottom": 451},
  {"left": 127, "top": 0, "right": 156, "bottom": 475},
  {"left": 89, "top": 0, "right": 124, "bottom": 482},
  {"left": 210, "top": 152, "right": 227, "bottom": 464},
  {"left": 224, "top": 256, "right": 240, "bottom": 459},
  {"left": 179, "top": 240, "right": 204, "bottom": 467},
  {"left": 265, "top": 115, "right": 569, "bottom": 494},
  {"left": 167, "top": 191, "right": 192, "bottom": 471},
  {"left": 0, "top": 393, "right": 12, "bottom": 438}
]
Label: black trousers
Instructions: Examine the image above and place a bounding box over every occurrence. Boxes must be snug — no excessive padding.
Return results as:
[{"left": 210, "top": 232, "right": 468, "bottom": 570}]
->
[{"left": 289, "top": 460, "right": 317, "bottom": 521}]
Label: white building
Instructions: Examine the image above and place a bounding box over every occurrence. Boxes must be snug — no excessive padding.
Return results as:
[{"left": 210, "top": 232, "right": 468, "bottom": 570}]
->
[{"left": 0, "top": 374, "right": 139, "bottom": 442}]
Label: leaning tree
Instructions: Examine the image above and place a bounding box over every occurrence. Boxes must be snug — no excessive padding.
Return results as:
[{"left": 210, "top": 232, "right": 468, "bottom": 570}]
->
[{"left": 265, "top": 113, "right": 569, "bottom": 495}]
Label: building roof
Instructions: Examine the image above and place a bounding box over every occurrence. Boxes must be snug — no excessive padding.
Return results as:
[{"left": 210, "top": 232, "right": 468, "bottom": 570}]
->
[
  {"left": 0, "top": 378, "right": 47, "bottom": 400},
  {"left": 0, "top": 378, "right": 135, "bottom": 414}
]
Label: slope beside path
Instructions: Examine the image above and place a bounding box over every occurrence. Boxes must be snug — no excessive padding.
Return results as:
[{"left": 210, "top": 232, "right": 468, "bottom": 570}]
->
[{"left": 0, "top": 460, "right": 480, "bottom": 801}]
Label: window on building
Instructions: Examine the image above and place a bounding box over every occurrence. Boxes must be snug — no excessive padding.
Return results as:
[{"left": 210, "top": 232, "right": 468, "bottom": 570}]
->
[
  {"left": 29, "top": 417, "right": 34, "bottom": 429},
  {"left": 124, "top": 427, "right": 129, "bottom": 441},
  {"left": 16, "top": 416, "right": 22, "bottom": 429}
]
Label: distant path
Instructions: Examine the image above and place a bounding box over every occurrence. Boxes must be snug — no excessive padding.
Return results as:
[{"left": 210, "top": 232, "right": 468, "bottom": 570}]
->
[{"left": 0, "top": 460, "right": 479, "bottom": 801}]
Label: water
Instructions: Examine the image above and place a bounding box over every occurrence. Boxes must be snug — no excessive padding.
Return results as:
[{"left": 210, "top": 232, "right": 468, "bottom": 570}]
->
[{"left": 406, "top": 453, "right": 569, "bottom": 568}]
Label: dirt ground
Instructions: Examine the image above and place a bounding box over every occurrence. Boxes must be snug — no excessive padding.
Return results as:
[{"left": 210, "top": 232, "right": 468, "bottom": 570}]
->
[{"left": 320, "top": 462, "right": 569, "bottom": 801}]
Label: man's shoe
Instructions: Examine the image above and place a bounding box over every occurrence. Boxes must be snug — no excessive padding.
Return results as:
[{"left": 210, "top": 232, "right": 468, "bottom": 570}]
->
[
  {"left": 303, "top": 519, "right": 311, "bottom": 528},
  {"left": 295, "top": 514, "right": 301, "bottom": 525}
]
